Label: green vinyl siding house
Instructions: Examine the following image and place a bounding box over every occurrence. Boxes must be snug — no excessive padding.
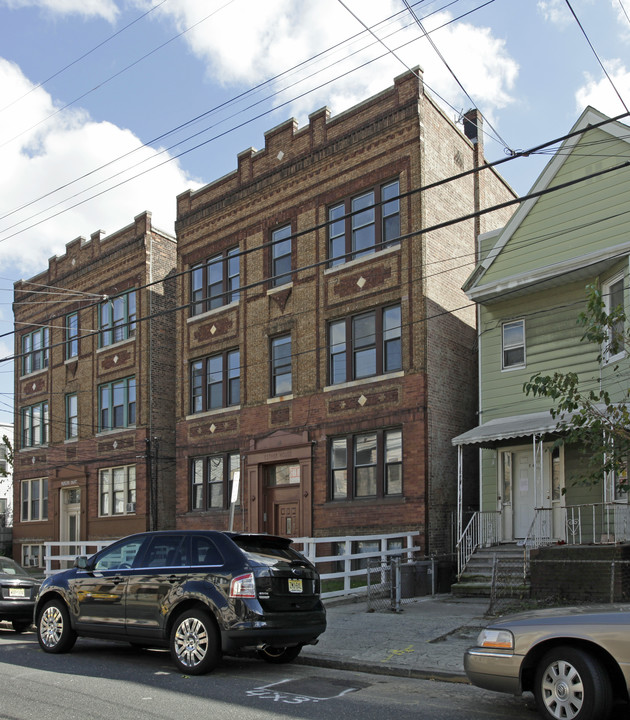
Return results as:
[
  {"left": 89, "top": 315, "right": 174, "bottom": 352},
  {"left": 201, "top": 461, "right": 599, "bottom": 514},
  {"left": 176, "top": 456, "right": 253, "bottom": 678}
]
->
[{"left": 453, "top": 108, "right": 630, "bottom": 571}]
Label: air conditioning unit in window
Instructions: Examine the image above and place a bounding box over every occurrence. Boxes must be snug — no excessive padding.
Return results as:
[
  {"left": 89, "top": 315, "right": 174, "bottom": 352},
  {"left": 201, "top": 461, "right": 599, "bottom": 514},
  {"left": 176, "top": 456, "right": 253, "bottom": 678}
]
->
[{"left": 126, "top": 502, "right": 136, "bottom": 513}]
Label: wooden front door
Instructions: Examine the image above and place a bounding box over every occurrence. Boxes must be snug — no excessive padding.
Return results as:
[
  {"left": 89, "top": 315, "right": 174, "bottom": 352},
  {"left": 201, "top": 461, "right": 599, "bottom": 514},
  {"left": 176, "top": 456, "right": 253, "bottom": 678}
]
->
[{"left": 265, "top": 463, "right": 301, "bottom": 537}]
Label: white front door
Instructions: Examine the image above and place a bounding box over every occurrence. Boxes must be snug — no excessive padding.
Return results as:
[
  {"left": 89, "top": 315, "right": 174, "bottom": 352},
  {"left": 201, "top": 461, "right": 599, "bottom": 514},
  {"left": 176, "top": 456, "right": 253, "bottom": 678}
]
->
[
  {"left": 513, "top": 450, "right": 535, "bottom": 539},
  {"left": 60, "top": 487, "right": 81, "bottom": 565}
]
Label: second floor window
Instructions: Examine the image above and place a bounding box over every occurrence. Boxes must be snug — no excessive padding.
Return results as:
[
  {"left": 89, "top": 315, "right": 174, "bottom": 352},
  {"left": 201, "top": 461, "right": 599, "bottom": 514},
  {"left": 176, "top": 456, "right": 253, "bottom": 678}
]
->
[
  {"left": 502, "top": 320, "right": 525, "bottom": 369},
  {"left": 191, "top": 350, "right": 240, "bottom": 413},
  {"left": 99, "top": 290, "right": 136, "bottom": 347},
  {"left": 270, "top": 335, "right": 292, "bottom": 397},
  {"left": 328, "top": 179, "right": 400, "bottom": 266},
  {"left": 603, "top": 274, "right": 625, "bottom": 362},
  {"left": 99, "top": 376, "right": 136, "bottom": 431},
  {"left": 21, "top": 327, "right": 49, "bottom": 375},
  {"left": 329, "top": 304, "right": 402, "bottom": 385},
  {"left": 191, "top": 248, "right": 240, "bottom": 316},
  {"left": 66, "top": 393, "right": 78, "bottom": 439},
  {"left": 270, "top": 225, "right": 292, "bottom": 287},
  {"left": 21, "top": 478, "right": 48, "bottom": 522},
  {"left": 21, "top": 401, "right": 49, "bottom": 448},
  {"left": 66, "top": 312, "right": 79, "bottom": 359}
]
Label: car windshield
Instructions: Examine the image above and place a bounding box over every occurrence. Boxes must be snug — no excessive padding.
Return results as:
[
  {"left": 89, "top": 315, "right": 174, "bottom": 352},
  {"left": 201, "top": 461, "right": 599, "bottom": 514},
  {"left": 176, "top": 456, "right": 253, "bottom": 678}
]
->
[{"left": 0, "top": 558, "right": 29, "bottom": 576}]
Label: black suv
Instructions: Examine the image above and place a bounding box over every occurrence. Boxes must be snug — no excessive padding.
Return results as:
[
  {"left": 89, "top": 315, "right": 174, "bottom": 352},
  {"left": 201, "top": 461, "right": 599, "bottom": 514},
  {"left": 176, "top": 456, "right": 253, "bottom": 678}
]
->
[{"left": 34, "top": 530, "right": 326, "bottom": 674}]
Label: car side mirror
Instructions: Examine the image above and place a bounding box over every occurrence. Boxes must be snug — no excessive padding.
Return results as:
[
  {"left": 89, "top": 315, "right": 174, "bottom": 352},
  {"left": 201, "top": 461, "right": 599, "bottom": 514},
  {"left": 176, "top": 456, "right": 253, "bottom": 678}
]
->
[{"left": 75, "top": 556, "right": 90, "bottom": 570}]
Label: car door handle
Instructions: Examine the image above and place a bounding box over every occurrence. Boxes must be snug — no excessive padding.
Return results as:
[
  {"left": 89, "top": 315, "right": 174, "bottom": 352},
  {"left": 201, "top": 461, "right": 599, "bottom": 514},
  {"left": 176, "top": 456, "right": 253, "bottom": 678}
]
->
[
  {"left": 167, "top": 575, "right": 179, "bottom": 583},
  {"left": 111, "top": 576, "right": 125, "bottom": 585}
]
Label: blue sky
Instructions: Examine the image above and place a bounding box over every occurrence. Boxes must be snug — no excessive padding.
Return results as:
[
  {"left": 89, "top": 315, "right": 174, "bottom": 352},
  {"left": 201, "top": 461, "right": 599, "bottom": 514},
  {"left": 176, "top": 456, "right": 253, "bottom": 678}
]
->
[{"left": 0, "top": 0, "right": 628, "bottom": 442}]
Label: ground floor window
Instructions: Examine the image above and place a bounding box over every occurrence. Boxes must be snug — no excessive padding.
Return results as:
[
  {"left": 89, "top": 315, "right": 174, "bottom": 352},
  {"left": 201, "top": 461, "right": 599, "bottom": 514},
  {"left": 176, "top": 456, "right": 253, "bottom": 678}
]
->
[
  {"left": 330, "top": 428, "right": 402, "bottom": 500},
  {"left": 99, "top": 465, "right": 136, "bottom": 516},
  {"left": 22, "top": 543, "right": 45, "bottom": 568},
  {"left": 191, "top": 452, "right": 240, "bottom": 511}
]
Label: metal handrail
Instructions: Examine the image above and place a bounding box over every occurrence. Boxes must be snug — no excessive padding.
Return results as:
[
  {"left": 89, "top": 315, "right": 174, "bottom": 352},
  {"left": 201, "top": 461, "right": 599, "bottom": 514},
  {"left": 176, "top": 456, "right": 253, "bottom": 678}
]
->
[{"left": 455, "top": 511, "right": 500, "bottom": 579}]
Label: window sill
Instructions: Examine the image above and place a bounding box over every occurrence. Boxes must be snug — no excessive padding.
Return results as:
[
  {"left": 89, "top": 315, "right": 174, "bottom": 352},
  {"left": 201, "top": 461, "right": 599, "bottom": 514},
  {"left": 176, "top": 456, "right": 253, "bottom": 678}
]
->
[
  {"left": 328, "top": 495, "right": 405, "bottom": 504},
  {"left": 185, "top": 405, "right": 241, "bottom": 421},
  {"left": 18, "top": 445, "right": 48, "bottom": 453},
  {"left": 96, "top": 426, "right": 136, "bottom": 437},
  {"left": 324, "top": 371, "right": 404, "bottom": 392},
  {"left": 267, "top": 394, "right": 294, "bottom": 404},
  {"left": 323, "top": 243, "right": 400, "bottom": 275},
  {"left": 64, "top": 437, "right": 78, "bottom": 444},
  {"left": 267, "top": 282, "right": 293, "bottom": 295},
  {"left": 19, "top": 367, "right": 48, "bottom": 381},
  {"left": 187, "top": 300, "right": 239, "bottom": 324},
  {"left": 96, "top": 337, "right": 135, "bottom": 354},
  {"left": 64, "top": 356, "right": 79, "bottom": 365}
]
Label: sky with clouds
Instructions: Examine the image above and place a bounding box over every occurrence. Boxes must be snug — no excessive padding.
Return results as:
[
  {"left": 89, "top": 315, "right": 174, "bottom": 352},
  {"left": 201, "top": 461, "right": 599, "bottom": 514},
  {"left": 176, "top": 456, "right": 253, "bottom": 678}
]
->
[{"left": 0, "top": 0, "right": 628, "bottom": 439}]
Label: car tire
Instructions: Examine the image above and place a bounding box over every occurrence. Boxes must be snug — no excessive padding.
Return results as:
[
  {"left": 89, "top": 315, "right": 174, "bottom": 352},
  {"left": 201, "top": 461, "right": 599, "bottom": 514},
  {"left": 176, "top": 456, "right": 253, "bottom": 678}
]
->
[
  {"left": 257, "top": 644, "right": 303, "bottom": 664},
  {"left": 12, "top": 619, "right": 32, "bottom": 633},
  {"left": 37, "top": 599, "right": 77, "bottom": 654},
  {"left": 534, "top": 645, "right": 612, "bottom": 720},
  {"left": 169, "top": 608, "right": 220, "bottom": 675}
]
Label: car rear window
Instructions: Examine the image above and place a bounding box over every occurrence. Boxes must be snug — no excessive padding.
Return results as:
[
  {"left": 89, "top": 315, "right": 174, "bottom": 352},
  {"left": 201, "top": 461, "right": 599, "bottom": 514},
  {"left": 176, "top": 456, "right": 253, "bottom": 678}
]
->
[{"left": 232, "top": 536, "right": 306, "bottom": 566}]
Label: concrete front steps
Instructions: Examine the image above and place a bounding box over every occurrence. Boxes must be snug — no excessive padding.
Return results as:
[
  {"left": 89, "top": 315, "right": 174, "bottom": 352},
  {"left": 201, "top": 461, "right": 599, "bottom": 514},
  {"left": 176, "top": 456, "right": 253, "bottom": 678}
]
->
[{"left": 452, "top": 543, "right": 530, "bottom": 598}]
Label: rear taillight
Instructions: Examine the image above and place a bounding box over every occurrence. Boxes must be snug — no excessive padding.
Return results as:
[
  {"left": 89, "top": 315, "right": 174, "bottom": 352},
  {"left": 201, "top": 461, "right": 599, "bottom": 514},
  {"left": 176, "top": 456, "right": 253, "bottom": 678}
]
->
[{"left": 230, "top": 572, "right": 256, "bottom": 598}]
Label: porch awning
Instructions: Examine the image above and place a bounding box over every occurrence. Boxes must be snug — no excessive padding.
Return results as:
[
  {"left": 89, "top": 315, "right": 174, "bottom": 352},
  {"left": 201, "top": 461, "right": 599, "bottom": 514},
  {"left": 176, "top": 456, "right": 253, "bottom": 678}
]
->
[{"left": 452, "top": 410, "right": 561, "bottom": 448}]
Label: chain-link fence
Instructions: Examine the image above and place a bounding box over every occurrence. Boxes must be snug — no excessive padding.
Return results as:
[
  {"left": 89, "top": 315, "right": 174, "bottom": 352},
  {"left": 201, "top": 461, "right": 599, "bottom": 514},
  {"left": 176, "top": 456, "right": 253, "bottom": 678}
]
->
[{"left": 366, "top": 556, "right": 455, "bottom": 612}]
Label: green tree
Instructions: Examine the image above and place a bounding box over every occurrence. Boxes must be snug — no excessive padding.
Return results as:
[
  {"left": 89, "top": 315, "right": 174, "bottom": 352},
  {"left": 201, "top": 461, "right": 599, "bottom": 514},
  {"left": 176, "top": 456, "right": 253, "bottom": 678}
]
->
[
  {"left": 0, "top": 434, "right": 13, "bottom": 478},
  {"left": 523, "top": 284, "right": 630, "bottom": 492}
]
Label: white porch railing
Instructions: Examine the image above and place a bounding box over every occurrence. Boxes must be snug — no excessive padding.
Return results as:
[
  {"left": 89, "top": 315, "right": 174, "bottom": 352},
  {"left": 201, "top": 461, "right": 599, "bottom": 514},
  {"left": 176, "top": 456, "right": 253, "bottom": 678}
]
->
[
  {"left": 43, "top": 531, "right": 421, "bottom": 599},
  {"left": 522, "top": 508, "right": 553, "bottom": 551},
  {"left": 292, "top": 531, "right": 422, "bottom": 599},
  {"left": 456, "top": 511, "right": 500, "bottom": 579},
  {"left": 44, "top": 541, "right": 113, "bottom": 577},
  {"left": 564, "top": 502, "right": 630, "bottom": 545}
]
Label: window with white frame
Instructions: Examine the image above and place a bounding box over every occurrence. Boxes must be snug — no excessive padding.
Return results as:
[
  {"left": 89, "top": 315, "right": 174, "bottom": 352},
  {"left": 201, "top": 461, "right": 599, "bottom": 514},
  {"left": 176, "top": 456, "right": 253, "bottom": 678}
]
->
[
  {"left": 21, "top": 401, "right": 49, "bottom": 448},
  {"left": 21, "top": 478, "right": 48, "bottom": 522},
  {"left": 99, "top": 465, "right": 136, "bottom": 516},
  {"left": 191, "top": 452, "right": 240, "bottom": 511},
  {"left": 603, "top": 274, "right": 625, "bottom": 362},
  {"left": 21, "top": 327, "right": 49, "bottom": 375},
  {"left": 22, "top": 544, "right": 45, "bottom": 568},
  {"left": 502, "top": 319, "right": 525, "bottom": 369},
  {"left": 99, "top": 290, "right": 136, "bottom": 347}
]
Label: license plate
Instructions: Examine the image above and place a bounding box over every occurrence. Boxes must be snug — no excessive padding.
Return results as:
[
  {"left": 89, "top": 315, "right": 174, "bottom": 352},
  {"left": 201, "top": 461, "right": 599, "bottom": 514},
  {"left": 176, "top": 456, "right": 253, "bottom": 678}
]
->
[
  {"left": 9, "top": 588, "right": 26, "bottom": 598},
  {"left": 288, "top": 578, "right": 303, "bottom": 594}
]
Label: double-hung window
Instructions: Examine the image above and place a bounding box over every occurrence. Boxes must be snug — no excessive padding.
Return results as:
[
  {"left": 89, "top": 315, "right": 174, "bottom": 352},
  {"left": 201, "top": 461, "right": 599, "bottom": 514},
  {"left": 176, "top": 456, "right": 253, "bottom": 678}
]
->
[
  {"left": 190, "top": 349, "right": 240, "bottom": 413},
  {"left": 191, "top": 452, "right": 240, "bottom": 511},
  {"left": 270, "top": 225, "right": 292, "bottom": 287},
  {"left": 21, "top": 478, "right": 48, "bottom": 521},
  {"left": 99, "top": 376, "right": 136, "bottom": 431},
  {"left": 270, "top": 335, "right": 292, "bottom": 397},
  {"left": 502, "top": 320, "right": 525, "bottom": 369},
  {"left": 330, "top": 429, "right": 402, "bottom": 500},
  {"left": 99, "top": 465, "right": 136, "bottom": 516},
  {"left": 328, "top": 179, "right": 400, "bottom": 266},
  {"left": 191, "top": 248, "right": 240, "bottom": 316},
  {"left": 603, "top": 274, "right": 625, "bottom": 362},
  {"left": 66, "top": 393, "right": 78, "bottom": 440},
  {"left": 21, "top": 402, "right": 49, "bottom": 448},
  {"left": 329, "top": 304, "right": 401, "bottom": 384},
  {"left": 65, "top": 312, "right": 79, "bottom": 359},
  {"left": 99, "top": 290, "right": 136, "bottom": 347},
  {"left": 21, "top": 327, "right": 49, "bottom": 375}
]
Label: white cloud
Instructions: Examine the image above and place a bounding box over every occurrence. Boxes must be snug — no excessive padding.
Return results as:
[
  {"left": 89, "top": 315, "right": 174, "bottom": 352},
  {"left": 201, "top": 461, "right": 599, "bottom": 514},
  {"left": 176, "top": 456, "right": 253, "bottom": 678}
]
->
[
  {"left": 0, "top": 58, "right": 197, "bottom": 276},
  {"left": 537, "top": 0, "right": 572, "bottom": 26},
  {"left": 0, "top": 0, "right": 118, "bottom": 21},
  {"left": 575, "top": 59, "right": 630, "bottom": 115},
  {"left": 145, "top": 0, "right": 518, "bottom": 127}
]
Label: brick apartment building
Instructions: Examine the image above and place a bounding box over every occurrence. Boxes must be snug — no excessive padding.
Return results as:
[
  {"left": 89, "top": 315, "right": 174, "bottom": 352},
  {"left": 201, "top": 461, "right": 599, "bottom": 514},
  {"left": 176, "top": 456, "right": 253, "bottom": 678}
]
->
[
  {"left": 174, "top": 68, "right": 515, "bottom": 555},
  {"left": 12, "top": 212, "right": 177, "bottom": 568}
]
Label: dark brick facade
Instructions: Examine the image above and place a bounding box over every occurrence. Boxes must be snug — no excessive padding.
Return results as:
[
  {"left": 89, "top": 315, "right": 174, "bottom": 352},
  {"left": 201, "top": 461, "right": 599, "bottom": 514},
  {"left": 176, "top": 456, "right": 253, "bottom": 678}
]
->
[
  {"left": 174, "top": 68, "right": 515, "bottom": 554},
  {"left": 12, "top": 212, "right": 177, "bottom": 566}
]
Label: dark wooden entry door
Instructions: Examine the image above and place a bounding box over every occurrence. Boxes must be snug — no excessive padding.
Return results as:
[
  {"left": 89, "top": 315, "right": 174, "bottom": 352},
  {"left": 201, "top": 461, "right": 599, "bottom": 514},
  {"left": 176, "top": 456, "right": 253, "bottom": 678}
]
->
[{"left": 266, "top": 486, "right": 300, "bottom": 537}]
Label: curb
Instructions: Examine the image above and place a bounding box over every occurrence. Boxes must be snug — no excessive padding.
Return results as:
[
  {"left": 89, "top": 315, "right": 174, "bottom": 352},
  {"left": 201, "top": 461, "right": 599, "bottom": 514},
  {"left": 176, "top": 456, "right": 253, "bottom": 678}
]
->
[{"left": 296, "top": 653, "right": 470, "bottom": 684}]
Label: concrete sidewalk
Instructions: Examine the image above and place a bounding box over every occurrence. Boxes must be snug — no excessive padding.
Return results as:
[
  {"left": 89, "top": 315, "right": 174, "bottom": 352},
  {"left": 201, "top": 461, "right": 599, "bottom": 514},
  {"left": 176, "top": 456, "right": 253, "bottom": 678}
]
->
[{"left": 298, "top": 594, "right": 490, "bottom": 682}]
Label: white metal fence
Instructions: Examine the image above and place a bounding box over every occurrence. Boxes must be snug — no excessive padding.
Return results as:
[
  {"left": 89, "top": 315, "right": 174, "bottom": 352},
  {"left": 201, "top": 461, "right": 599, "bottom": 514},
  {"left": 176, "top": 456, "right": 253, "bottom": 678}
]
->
[{"left": 43, "top": 531, "right": 422, "bottom": 599}]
